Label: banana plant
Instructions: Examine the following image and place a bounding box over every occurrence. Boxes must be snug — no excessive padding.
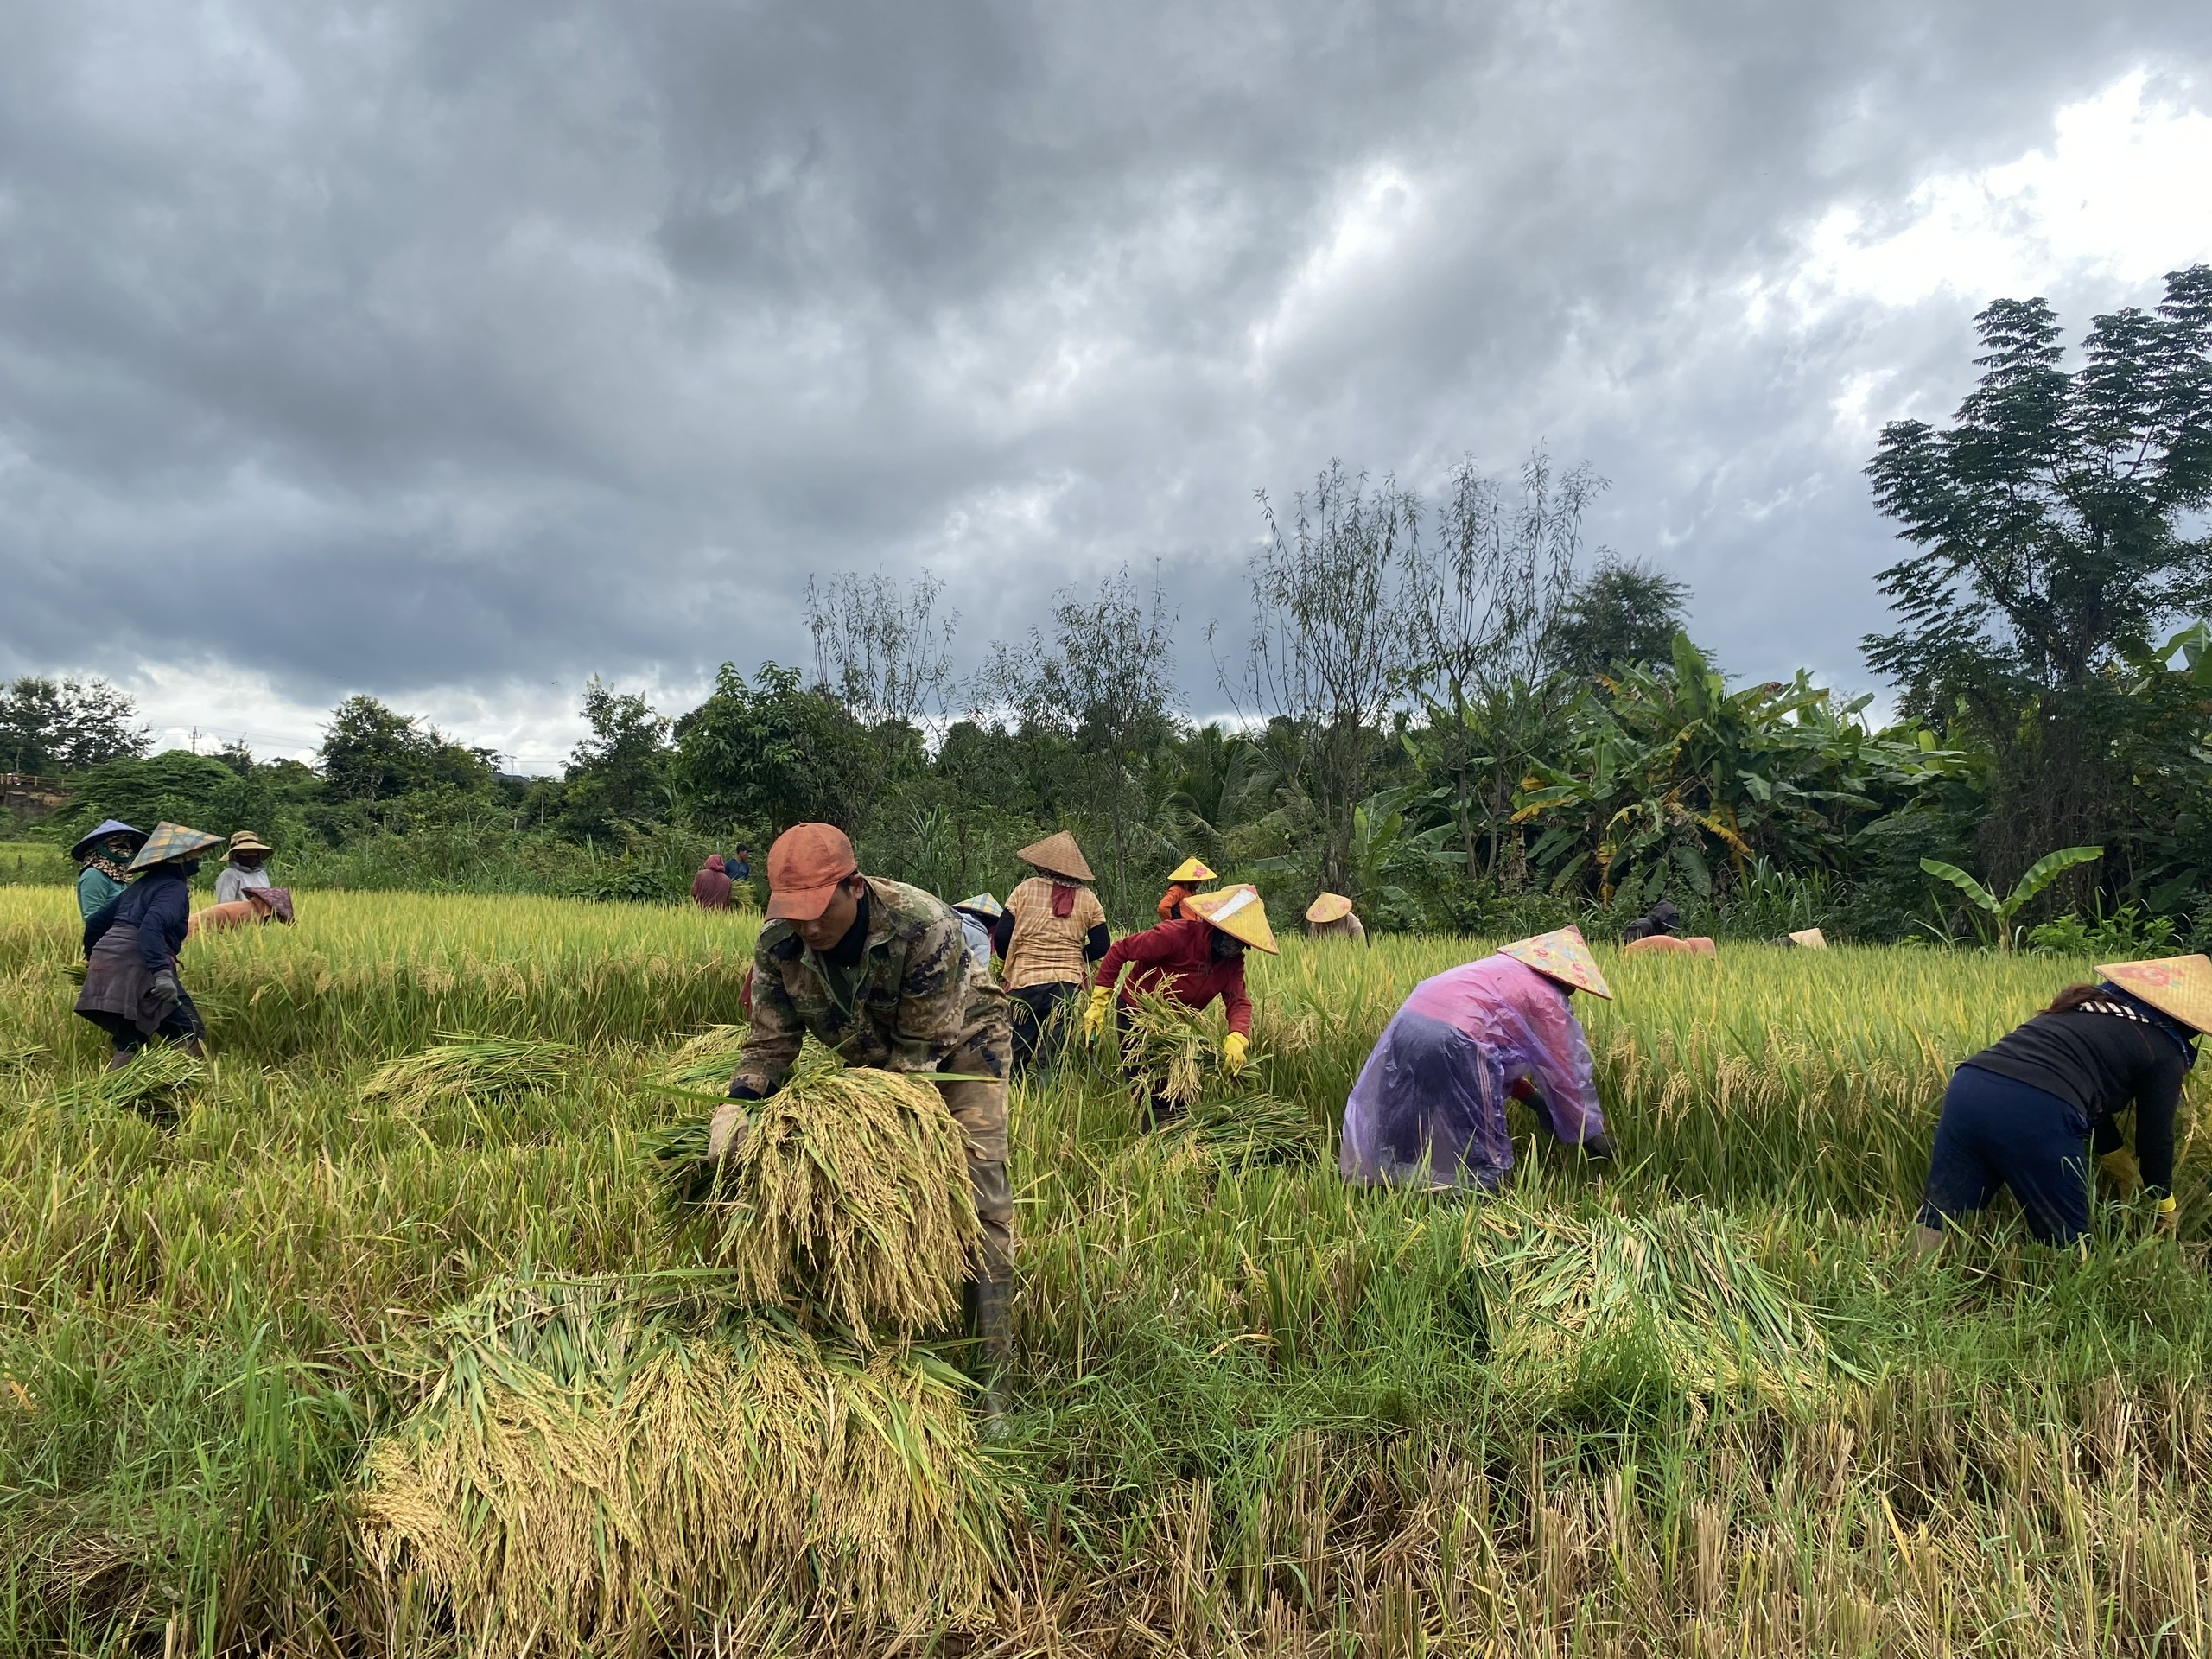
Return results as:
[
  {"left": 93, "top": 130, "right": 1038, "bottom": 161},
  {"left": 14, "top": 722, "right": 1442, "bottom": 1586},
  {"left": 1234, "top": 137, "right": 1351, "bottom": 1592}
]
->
[{"left": 1918, "top": 846, "right": 2104, "bottom": 951}]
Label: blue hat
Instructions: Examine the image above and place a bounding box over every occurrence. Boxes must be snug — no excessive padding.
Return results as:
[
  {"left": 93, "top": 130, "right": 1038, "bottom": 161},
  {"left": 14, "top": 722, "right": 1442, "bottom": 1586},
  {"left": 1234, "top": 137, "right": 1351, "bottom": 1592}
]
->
[{"left": 70, "top": 819, "right": 147, "bottom": 861}]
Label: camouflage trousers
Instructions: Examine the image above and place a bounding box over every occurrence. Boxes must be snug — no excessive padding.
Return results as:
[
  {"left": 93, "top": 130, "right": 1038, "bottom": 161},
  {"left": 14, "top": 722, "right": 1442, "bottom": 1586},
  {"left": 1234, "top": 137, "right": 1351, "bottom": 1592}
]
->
[{"left": 939, "top": 1017, "right": 1014, "bottom": 1284}]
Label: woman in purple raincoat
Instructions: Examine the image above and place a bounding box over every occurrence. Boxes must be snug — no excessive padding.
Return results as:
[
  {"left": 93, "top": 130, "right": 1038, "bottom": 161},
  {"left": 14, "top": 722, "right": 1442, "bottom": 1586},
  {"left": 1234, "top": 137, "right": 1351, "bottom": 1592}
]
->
[{"left": 1341, "top": 926, "right": 1617, "bottom": 1192}]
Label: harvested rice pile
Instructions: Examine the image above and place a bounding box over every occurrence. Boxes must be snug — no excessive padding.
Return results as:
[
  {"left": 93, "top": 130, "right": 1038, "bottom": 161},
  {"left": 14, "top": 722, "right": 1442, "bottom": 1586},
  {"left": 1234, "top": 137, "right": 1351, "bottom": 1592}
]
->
[
  {"left": 54, "top": 1044, "right": 204, "bottom": 1120},
  {"left": 1117, "top": 991, "right": 1323, "bottom": 1164},
  {"left": 650, "top": 1042, "right": 981, "bottom": 1339},
  {"left": 1471, "top": 1205, "right": 1854, "bottom": 1398},
  {"left": 652, "top": 1022, "right": 750, "bottom": 1092},
  {"left": 358, "top": 1277, "right": 1006, "bottom": 1657},
  {"left": 362, "top": 1032, "right": 576, "bottom": 1111}
]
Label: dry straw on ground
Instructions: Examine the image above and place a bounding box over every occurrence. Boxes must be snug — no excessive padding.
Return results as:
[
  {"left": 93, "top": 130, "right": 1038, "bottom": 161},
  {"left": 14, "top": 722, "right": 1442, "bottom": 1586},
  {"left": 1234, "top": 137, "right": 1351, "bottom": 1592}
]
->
[
  {"left": 357, "top": 1276, "right": 1006, "bottom": 1657},
  {"left": 652, "top": 1041, "right": 982, "bottom": 1340}
]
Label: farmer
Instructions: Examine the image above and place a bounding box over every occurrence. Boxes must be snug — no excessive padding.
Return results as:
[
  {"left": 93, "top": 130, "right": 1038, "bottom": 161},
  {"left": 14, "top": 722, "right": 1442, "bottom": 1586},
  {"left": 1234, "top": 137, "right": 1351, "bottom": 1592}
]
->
[
  {"left": 1157, "top": 855, "right": 1217, "bottom": 923},
  {"left": 1340, "top": 925, "right": 1617, "bottom": 1192},
  {"left": 993, "top": 831, "right": 1109, "bottom": 1071},
  {"left": 1623, "top": 932, "right": 1715, "bottom": 957},
  {"left": 74, "top": 822, "right": 224, "bottom": 1066},
  {"left": 690, "top": 853, "right": 734, "bottom": 910},
  {"left": 1086, "top": 883, "right": 1277, "bottom": 1124},
  {"left": 713, "top": 823, "right": 1017, "bottom": 1382},
  {"left": 1913, "top": 955, "right": 2207, "bottom": 1253},
  {"left": 1621, "top": 899, "right": 1681, "bottom": 943},
  {"left": 951, "top": 893, "right": 1003, "bottom": 978},
  {"left": 70, "top": 819, "right": 146, "bottom": 922},
  {"left": 214, "top": 830, "right": 276, "bottom": 904},
  {"left": 1306, "top": 893, "right": 1367, "bottom": 943}
]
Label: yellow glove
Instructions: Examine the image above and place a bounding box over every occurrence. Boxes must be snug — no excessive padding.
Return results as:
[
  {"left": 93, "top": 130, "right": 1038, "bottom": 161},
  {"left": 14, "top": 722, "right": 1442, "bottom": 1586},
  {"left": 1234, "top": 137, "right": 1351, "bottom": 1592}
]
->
[
  {"left": 1223, "top": 1031, "right": 1249, "bottom": 1076},
  {"left": 2156, "top": 1194, "right": 2177, "bottom": 1237},
  {"left": 2098, "top": 1147, "right": 2143, "bottom": 1201},
  {"left": 1083, "top": 985, "right": 1111, "bottom": 1037}
]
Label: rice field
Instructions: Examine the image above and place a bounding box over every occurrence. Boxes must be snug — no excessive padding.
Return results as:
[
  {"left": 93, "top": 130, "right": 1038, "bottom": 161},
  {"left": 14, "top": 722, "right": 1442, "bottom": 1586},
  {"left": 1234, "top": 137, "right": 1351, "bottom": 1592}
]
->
[{"left": 4, "top": 886, "right": 2212, "bottom": 1656}]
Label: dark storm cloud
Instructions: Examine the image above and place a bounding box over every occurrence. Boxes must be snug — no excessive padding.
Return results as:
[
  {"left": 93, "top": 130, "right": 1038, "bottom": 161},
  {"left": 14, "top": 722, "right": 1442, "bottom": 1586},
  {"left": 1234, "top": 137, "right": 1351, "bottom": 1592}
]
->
[{"left": 3, "top": 0, "right": 2209, "bottom": 743}]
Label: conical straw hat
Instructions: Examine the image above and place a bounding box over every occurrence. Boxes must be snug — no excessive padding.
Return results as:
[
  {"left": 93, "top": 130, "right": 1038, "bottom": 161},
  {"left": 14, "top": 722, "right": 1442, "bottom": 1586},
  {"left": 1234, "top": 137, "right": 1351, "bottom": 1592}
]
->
[
  {"left": 1185, "top": 883, "right": 1279, "bottom": 955},
  {"left": 1499, "top": 925, "right": 1612, "bottom": 1000},
  {"left": 128, "top": 822, "right": 226, "bottom": 871},
  {"left": 1306, "top": 892, "right": 1353, "bottom": 925},
  {"left": 2098, "top": 954, "right": 2212, "bottom": 1035},
  {"left": 953, "top": 893, "right": 1003, "bottom": 919},
  {"left": 1018, "top": 831, "right": 1093, "bottom": 883},
  {"left": 1167, "top": 856, "right": 1217, "bottom": 884},
  {"left": 1788, "top": 927, "right": 1827, "bottom": 950}
]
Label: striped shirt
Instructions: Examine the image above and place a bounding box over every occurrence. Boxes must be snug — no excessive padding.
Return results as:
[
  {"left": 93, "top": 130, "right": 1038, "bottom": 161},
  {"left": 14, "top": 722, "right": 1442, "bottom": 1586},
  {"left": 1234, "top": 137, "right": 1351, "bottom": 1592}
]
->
[{"left": 1001, "top": 876, "right": 1107, "bottom": 991}]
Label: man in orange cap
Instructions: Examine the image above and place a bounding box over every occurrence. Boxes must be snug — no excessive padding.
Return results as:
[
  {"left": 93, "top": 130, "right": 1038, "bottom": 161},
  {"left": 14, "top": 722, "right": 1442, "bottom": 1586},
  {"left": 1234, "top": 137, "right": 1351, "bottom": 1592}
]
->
[{"left": 715, "top": 823, "right": 1017, "bottom": 1384}]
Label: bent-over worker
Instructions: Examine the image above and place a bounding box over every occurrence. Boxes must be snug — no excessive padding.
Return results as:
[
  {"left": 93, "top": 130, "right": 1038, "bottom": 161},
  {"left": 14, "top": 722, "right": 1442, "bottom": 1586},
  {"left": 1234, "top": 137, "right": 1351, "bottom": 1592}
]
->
[
  {"left": 714, "top": 823, "right": 1017, "bottom": 1380},
  {"left": 1306, "top": 892, "right": 1366, "bottom": 943},
  {"left": 951, "top": 893, "right": 1004, "bottom": 977},
  {"left": 71, "top": 819, "right": 146, "bottom": 924},
  {"left": 1915, "top": 955, "right": 2207, "bottom": 1251},
  {"left": 74, "top": 822, "right": 224, "bottom": 1066},
  {"left": 1087, "top": 883, "right": 1277, "bottom": 1124},
  {"left": 1157, "top": 855, "right": 1217, "bottom": 923},
  {"left": 214, "top": 830, "right": 276, "bottom": 904},
  {"left": 1340, "top": 925, "right": 1617, "bottom": 1192},
  {"left": 993, "top": 831, "right": 1109, "bottom": 1071},
  {"left": 1621, "top": 899, "right": 1681, "bottom": 943}
]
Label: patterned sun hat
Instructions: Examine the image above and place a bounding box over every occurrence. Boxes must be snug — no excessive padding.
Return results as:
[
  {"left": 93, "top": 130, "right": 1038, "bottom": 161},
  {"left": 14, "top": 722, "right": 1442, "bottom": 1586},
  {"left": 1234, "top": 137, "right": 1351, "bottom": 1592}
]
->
[
  {"left": 1167, "top": 856, "right": 1217, "bottom": 884},
  {"left": 953, "top": 892, "right": 1004, "bottom": 919},
  {"left": 1018, "top": 831, "right": 1094, "bottom": 883},
  {"left": 2098, "top": 954, "right": 2212, "bottom": 1035},
  {"left": 128, "top": 822, "right": 226, "bottom": 871},
  {"left": 1498, "top": 925, "right": 1613, "bottom": 1000},
  {"left": 1185, "top": 883, "right": 1280, "bottom": 955},
  {"left": 1306, "top": 892, "right": 1354, "bottom": 924}
]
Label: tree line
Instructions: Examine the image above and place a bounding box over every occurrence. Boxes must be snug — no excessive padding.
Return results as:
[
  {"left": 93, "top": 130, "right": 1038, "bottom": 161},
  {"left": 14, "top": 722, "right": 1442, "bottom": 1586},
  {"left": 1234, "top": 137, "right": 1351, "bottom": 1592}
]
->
[{"left": 10, "top": 266, "right": 2211, "bottom": 946}]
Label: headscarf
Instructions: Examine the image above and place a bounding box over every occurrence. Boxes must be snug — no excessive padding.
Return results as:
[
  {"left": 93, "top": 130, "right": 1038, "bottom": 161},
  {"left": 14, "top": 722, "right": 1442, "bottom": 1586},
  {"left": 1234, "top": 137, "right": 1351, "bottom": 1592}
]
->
[{"left": 81, "top": 840, "right": 137, "bottom": 885}]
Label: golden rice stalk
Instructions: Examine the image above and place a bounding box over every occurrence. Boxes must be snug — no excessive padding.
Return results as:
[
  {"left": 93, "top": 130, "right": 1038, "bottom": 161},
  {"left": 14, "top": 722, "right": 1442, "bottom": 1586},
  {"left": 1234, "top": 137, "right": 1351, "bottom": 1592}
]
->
[
  {"left": 660, "top": 1043, "right": 982, "bottom": 1340},
  {"left": 54, "top": 1044, "right": 204, "bottom": 1120},
  {"left": 356, "top": 1277, "right": 1007, "bottom": 1656},
  {"left": 1114, "top": 991, "right": 1318, "bottom": 1160},
  {"left": 1116, "top": 989, "right": 1218, "bottom": 1108},
  {"left": 362, "top": 1031, "right": 576, "bottom": 1112},
  {"left": 1171, "top": 1089, "right": 1324, "bottom": 1166},
  {"left": 1471, "top": 1205, "right": 1854, "bottom": 1399},
  {"left": 654, "top": 1022, "right": 752, "bottom": 1092}
]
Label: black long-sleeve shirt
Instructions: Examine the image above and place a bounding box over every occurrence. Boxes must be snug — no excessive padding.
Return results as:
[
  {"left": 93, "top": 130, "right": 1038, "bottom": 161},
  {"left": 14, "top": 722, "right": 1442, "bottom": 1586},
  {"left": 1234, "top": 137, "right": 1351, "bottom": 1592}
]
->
[
  {"left": 109, "top": 868, "right": 192, "bottom": 975},
  {"left": 1964, "top": 1002, "right": 2196, "bottom": 1195}
]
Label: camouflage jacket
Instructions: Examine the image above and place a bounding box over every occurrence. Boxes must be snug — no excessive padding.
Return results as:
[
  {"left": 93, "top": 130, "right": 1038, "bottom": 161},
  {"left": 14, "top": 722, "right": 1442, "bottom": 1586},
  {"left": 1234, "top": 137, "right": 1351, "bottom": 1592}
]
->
[{"left": 732, "top": 875, "right": 1007, "bottom": 1096}]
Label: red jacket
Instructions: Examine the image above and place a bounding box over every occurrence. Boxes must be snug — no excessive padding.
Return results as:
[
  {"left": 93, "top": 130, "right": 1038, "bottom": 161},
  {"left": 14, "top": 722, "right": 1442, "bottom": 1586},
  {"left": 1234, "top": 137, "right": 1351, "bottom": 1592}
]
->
[
  {"left": 1096, "top": 916, "right": 1252, "bottom": 1037},
  {"left": 691, "top": 857, "right": 734, "bottom": 910}
]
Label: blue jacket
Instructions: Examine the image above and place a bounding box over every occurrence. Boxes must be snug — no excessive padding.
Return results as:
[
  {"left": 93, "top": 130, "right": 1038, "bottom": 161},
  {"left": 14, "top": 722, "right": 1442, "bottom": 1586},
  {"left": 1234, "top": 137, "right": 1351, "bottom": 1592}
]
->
[{"left": 111, "top": 869, "right": 191, "bottom": 974}]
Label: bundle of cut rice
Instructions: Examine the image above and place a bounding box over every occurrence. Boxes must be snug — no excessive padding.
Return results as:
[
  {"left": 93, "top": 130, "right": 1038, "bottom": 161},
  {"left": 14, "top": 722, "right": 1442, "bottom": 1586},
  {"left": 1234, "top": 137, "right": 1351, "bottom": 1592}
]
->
[
  {"left": 54, "top": 1044, "right": 203, "bottom": 1120},
  {"left": 650, "top": 1042, "right": 981, "bottom": 1339},
  {"left": 653, "top": 1022, "right": 751, "bottom": 1093},
  {"left": 1115, "top": 992, "right": 1320, "bottom": 1163},
  {"left": 1470, "top": 1205, "right": 1856, "bottom": 1398},
  {"left": 1172, "top": 1089, "right": 1325, "bottom": 1166},
  {"left": 356, "top": 1276, "right": 1006, "bottom": 1656},
  {"left": 362, "top": 1032, "right": 576, "bottom": 1112}
]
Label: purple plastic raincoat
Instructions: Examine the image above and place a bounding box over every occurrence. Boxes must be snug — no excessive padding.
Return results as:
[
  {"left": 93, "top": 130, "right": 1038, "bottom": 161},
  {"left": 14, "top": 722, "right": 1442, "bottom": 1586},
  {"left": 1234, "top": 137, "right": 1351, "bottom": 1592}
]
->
[{"left": 1339, "top": 953, "right": 1606, "bottom": 1191}]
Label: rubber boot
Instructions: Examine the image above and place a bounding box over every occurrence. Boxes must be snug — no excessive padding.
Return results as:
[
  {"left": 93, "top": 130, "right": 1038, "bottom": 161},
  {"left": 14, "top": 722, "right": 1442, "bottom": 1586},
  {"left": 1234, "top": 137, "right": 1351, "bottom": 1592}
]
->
[
  {"left": 106, "top": 1048, "right": 135, "bottom": 1071},
  {"left": 178, "top": 1039, "right": 206, "bottom": 1060},
  {"left": 969, "top": 1277, "right": 1014, "bottom": 1434}
]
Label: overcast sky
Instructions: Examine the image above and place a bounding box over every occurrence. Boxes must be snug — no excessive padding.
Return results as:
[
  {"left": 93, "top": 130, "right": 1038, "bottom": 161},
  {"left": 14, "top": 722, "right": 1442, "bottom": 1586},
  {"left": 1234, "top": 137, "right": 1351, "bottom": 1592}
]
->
[{"left": 4, "top": 2, "right": 2211, "bottom": 771}]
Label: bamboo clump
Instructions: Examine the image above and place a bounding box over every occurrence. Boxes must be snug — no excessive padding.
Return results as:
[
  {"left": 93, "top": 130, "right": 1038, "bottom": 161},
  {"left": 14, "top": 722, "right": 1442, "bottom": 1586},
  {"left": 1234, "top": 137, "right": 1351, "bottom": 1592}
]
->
[
  {"left": 356, "top": 1277, "right": 1006, "bottom": 1657},
  {"left": 652, "top": 1040, "right": 982, "bottom": 1340}
]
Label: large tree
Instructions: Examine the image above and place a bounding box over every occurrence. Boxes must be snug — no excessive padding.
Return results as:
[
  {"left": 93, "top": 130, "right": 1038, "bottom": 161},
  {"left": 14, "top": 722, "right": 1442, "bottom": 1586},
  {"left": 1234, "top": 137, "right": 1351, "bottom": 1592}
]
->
[
  {"left": 1865, "top": 265, "right": 2212, "bottom": 883},
  {"left": 0, "top": 676, "right": 149, "bottom": 774},
  {"left": 671, "top": 663, "right": 874, "bottom": 836},
  {"left": 318, "top": 696, "right": 497, "bottom": 804},
  {"left": 560, "top": 678, "right": 671, "bottom": 837}
]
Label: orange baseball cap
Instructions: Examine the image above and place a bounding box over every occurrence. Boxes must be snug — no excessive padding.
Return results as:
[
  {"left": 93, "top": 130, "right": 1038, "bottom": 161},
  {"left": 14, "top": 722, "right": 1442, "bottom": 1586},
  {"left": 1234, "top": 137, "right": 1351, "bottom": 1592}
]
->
[{"left": 764, "top": 823, "right": 860, "bottom": 921}]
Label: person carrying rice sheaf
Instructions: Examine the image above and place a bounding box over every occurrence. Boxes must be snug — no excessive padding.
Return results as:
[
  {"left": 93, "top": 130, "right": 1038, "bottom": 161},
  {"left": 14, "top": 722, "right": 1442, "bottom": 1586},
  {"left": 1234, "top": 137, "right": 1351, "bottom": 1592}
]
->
[
  {"left": 1157, "top": 855, "right": 1217, "bottom": 923},
  {"left": 992, "top": 831, "right": 1109, "bottom": 1071},
  {"left": 1914, "top": 955, "right": 2208, "bottom": 1253},
  {"left": 1306, "top": 892, "right": 1366, "bottom": 943},
  {"left": 1086, "top": 883, "right": 1278, "bottom": 1124},
  {"left": 712, "top": 823, "right": 1018, "bottom": 1369},
  {"left": 70, "top": 819, "right": 146, "bottom": 924},
  {"left": 1340, "top": 925, "right": 1618, "bottom": 1192},
  {"left": 74, "top": 822, "right": 224, "bottom": 1066}
]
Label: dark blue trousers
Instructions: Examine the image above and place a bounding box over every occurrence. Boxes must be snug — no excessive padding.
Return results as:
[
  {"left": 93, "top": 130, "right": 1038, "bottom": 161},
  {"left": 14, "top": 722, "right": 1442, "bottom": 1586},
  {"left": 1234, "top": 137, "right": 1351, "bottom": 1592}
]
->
[{"left": 1917, "top": 1063, "right": 2091, "bottom": 1245}]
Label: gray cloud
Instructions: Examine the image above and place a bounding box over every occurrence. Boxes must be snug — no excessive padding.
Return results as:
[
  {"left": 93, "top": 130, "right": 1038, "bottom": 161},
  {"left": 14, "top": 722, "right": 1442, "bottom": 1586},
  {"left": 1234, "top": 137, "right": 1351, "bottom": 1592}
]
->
[{"left": 3, "top": 0, "right": 2210, "bottom": 758}]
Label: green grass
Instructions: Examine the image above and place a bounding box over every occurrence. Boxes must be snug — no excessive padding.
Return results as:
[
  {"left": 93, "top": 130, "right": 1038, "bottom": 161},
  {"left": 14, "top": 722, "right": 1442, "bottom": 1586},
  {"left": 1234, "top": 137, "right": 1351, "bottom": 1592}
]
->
[{"left": 3, "top": 887, "right": 2210, "bottom": 1655}]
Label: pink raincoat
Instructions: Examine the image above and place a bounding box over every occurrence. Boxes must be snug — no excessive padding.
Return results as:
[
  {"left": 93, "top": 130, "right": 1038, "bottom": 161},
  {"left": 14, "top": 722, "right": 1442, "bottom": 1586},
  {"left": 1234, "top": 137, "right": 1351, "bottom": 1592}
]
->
[{"left": 1340, "top": 953, "right": 1605, "bottom": 1191}]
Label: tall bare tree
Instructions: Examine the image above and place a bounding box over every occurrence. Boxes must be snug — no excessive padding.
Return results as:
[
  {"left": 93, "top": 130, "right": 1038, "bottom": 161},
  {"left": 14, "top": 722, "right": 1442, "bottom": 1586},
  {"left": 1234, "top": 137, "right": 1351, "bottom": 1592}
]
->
[
  {"left": 1409, "top": 448, "right": 1606, "bottom": 878},
  {"left": 1242, "top": 462, "right": 1423, "bottom": 897},
  {"left": 805, "top": 567, "right": 957, "bottom": 747}
]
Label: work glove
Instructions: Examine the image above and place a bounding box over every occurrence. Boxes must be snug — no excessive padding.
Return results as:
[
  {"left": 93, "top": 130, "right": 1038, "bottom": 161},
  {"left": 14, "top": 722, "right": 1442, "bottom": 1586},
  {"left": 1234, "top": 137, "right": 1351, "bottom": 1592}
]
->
[
  {"left": 2097, "top": 1147, "right": 2144, "bottom": 1201},
  {"left": 1083, "top": 985, "right": 1111, "bottom": 1038},
  {"left": 2155, "top": 1194, "right": 2178, "bottom": 1238},
  {"left": 149, "top": 970, "right": 181, "bottom": 1004},
  {"left": 1222, "top": 1031, "right": 1249, "bottom": 1077},
  {"left": 709, "top": 1084, "right": 765, "bottom": 1161}
]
